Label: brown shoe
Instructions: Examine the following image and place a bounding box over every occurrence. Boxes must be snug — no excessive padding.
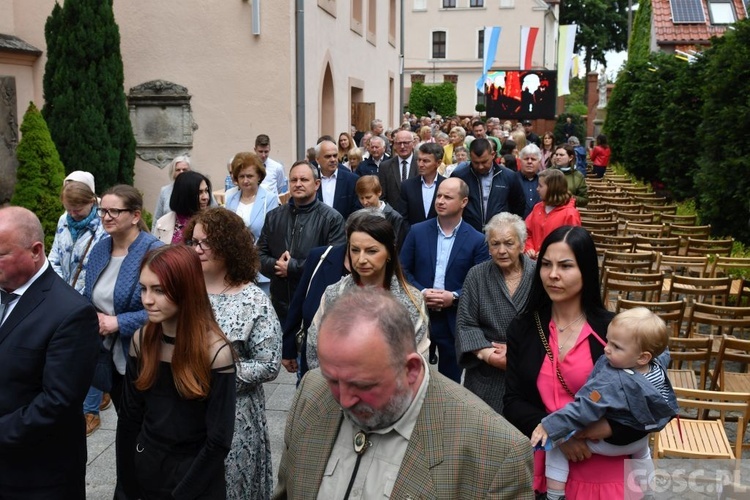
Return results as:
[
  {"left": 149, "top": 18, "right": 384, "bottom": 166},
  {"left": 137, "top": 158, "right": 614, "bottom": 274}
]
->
[
  {"left": 99, "top": 392, "right": 112, "bottom": 411},
  {"left": 85, "top": 413, "right": 100, "bottom": 437}
]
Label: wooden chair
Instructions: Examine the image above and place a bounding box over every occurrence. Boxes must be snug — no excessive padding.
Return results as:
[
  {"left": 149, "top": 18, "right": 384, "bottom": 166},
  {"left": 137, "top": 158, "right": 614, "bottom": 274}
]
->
[
  {"left": 655, "top": 253, "right": 709, "bottom": 278},
  {"left": 607, "top": 202, "right": 643, "bottom": 214},
  {"left": 685, "top": 237, "right": 734, "bottom": 258},
  {"left": 601, "top": 270, "right": 664, "bottom": 311},
  {"left": 620, "top": 185, "right": 649, "bottom": 194},
  {"left": 578, "top": 209, "right": 615, "bottom": 222},
  {"left": 616, "top": 298, "right": 686, "bottom": 337},
  {"left": 668, "top": 275, "right": 732, "bottom": 311},
  {"left": 596, "top": 194, "right": 631, "bottom": 205},
  {"left": 652, "top": 387, "right": 750, "bottom": 460},
  {"left": 665, "top": 335, "right": 711, "bottom": 389},
  {"left": 710, "top": 256, "right": 750, "bottom": 303},
  {"left": 585, "top": 202, "right": 610, "bottom": 212},
  {"left": 601, "top": 251, "right": 656, "bottom": 277},
  {"left": 614, "top": 211, "right": 654, "bottom": 225},
  {"left": 592, "top": 233, "right": 635, "bottom": 257},
  {"left": 670, "top": 225, "right": 712, "bottom": 251},
  {"left": 634, "top": 235, "right": 680, "bottom": 256},
  {"left": 622, "top": 222, "right": 667, "bottom": 238},
  {"left": 643, "top": 204, "right": 678, "bottom": 222},
  {"left": 632, "top": 195, "right": 667, "bottom": 205},
  {"left": 686, "top": 302, "right": 750, "bottom": 348},
  {"left": 709, "top": 335, "right": 750, "bottom": 395},
  {"left": 662, "top": 213, "right": 698, "bottom": 226},
  {"left": 581, "top": 219, "right": 618, "bottom": 236}
]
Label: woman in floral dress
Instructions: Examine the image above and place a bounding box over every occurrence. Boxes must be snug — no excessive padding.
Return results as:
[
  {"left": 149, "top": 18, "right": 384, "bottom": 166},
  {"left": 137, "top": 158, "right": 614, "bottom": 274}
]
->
[{"left": 185, "top": 207, "right": 282, "bottom": 500}]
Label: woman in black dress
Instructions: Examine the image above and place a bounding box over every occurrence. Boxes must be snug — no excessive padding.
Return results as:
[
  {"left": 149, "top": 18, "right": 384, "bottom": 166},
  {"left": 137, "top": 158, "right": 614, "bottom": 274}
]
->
[{"left": 116, "top": 245, "right": 236, "bottom": 499}]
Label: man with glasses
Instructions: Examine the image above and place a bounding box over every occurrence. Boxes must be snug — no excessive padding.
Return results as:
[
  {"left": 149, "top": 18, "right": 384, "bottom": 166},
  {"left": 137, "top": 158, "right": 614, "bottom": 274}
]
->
[{"left": 378, "top": 129, "right": 418, "bottom": 213}]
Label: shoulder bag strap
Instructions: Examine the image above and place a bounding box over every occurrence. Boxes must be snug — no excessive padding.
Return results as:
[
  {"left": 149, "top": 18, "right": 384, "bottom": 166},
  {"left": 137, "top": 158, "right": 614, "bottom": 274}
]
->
[
  {"left": 305, "top": 246, "right": 334, "bottom": 299},
  {"left": 535, "top": 312, "right": 575, "bottom": 398},
  {"left": 70, "top": 233, "right": 96, "bottom": 289}
]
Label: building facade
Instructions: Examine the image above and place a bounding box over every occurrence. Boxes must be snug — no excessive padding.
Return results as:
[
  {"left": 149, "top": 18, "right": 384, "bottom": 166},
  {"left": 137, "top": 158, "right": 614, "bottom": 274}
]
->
[
  {"left": 404, "top": 0, "right": 558, "bottom": 116},
  {"left": 0, "top": 0, "right": 401, "bottom": 211}
]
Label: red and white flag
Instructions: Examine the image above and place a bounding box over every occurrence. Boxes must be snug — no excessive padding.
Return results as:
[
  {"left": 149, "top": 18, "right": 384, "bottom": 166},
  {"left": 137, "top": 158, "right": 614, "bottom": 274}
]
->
[{"left": 519, "top": 26, "right": 539, "bottom": 70}]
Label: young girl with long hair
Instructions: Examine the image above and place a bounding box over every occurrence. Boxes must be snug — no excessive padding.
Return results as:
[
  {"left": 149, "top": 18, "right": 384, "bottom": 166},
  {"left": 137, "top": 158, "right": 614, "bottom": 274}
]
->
[{"left": 116, "top": 245, "right": 236, "bottom": 499}]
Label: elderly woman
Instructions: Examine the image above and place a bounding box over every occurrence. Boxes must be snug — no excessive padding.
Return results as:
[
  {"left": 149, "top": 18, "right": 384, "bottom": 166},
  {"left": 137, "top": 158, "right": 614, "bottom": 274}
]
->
[
  {"left": 443, "top": 126, "right": 466, "bottom": 165},
  {"left": 455, "top": 213, "right": 534, "bottom": 414},
  {"left": 552, "top": 144, "right": 588, "bottom": 207},
  {"left": 305, "top": 210, "right": 429, "bottom": 370},
  {"left": 185, "top": 208, "right": 281, "bottom": 500},
  {"left": 525, "top": 169, "right": 581, "bottom": 259}
]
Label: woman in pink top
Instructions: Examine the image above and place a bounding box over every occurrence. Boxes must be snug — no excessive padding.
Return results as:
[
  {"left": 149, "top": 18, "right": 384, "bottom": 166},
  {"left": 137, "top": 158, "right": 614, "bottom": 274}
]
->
[
  {"left": 525, "top": 169, "right": 582, "bottom": 259},
  {"left": 504, "top": 226, "right": 647, "bottom": 499},
  {"left": 589, "top": 134, "right": 611, "bottom": 178}
]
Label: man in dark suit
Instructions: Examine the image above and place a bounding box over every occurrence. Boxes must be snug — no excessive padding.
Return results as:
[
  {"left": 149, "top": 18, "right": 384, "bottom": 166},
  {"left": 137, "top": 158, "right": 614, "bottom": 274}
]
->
[
  {"left": 400, "top": 178, "right": 490, "bottom": 382},
  {"left": 316, "top": 140, "right": 361, "bottom": 219},
  {"left": 274, "top": 288, "right": 534, "bottom": 499},
  {"left": 399, "top": 142, "right": 446, "bottom": 226},
  {"left": 0, "top": 206, "right": 99, "bottom": 499},
  {"left": 379, "top": 129, "right": 418, "bottom": 212}
]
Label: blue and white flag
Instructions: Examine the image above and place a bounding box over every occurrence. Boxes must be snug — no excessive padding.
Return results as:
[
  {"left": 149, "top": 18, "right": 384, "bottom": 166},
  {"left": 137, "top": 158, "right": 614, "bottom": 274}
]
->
[{"left": 477, "top": 26, "right": 502, "bottom": 92}]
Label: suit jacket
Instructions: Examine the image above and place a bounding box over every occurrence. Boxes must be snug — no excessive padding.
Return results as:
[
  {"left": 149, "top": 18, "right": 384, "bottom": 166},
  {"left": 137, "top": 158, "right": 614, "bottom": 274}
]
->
[
  {"left": 273, "top": 368, "right": 534, "bottom": 499},
  {"left": 316, "top": 167, "right": 362, "bottom": 220},
  {"left": 399, "top": 174, "right": 445, "bottom": 225},
  {"left": 0, "top": 265, "right": 99, "bottom": 495},
  {"left": 224, "top": 185, "right": 279, "bottom": 241},
  {"left": 400, "top": 218, "right": 490, "bottom": 337},
  {"left": 450, "top": 163, "right": 525, "bottom": 232},
  {"left": 378, "top": 155, "right": 418, "bottom": 213}
]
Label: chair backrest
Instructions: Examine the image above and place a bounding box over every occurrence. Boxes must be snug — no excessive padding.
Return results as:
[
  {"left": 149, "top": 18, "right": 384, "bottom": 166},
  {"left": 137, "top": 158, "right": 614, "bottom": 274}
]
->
[
  {"left": 686, "top": 302, "right": 750, "bottom": 340},
  {"left": 709, "top": 335, "right": 750, "bottom": 393},
  {"left": 685, "top": 237, "right": 734, "bottom": 257},
  {"left": 594, "top": 194, "right": 630, "bottom": 205},
  {"left": 669, "top": 224, "right": 711, "bottom": 242},
  {"left": 621, "top": 185, "right": 650, "bottom": 195},
  {"left": 643, "top": 204, "right": 678, "bottom": 223},
  {"left": 662, "top": 213, "right": 698, "bottom": 226},
  {"left": 617, "top": 298, "right": 686, "bottom": 337},
  {"left": 668, "top": 275, "right": 732, "bottom": 307},
  {"left": 632, "top": 195, "right": 667, "bottom": 205},
  {"left": 578, "top": 209, "right": 615, "bottom": 222},
  {"left": 608, "top": 203, "right": 644, "bottom": 214},
  {"left": 592, "top": 233, "right": 635, "bottom": 256},
  {"left": 601, "top": 270, "right": 664, "bottom": 310},
  {"left": 710, "top": 256, "right": 750, "bottom": 304},
  {"left": 581, "top": 219, "right": 618, "bottom": 236},
  {"left": 623, "top": 222, "right": 666, "bottom": 237},
  {"left": 601, "top": 250, "right": 656, "bottom": 275},
  {"left": 615, "top": 211, "right": 654, "bottom": 225},
  {"left": 655, "top": 253, "right": 709, "bottom": 278},
  {"left": 634, "top": 236, "right": 681, "bottom": 256}
]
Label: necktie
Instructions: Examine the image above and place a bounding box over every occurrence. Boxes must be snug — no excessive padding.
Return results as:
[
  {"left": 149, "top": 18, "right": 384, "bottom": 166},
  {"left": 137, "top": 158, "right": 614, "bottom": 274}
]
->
[
  {"left": 401, "top": 160, "right": 408, "bottom": 182},
  {"left": 0, "top": 290, "right": 18, "bottom": 325}
]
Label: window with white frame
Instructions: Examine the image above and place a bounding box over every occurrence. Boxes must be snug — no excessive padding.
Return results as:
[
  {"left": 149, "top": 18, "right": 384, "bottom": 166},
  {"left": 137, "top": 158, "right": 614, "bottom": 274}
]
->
[{"left": 708, "top": 0, "right": 736, "bottom": 24}]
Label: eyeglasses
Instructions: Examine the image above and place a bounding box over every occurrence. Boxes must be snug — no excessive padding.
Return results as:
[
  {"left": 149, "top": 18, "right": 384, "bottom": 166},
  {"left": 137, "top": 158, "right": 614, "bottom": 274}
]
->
[
  {"left": 394, "top": 141, "right": 412, "bottom": 147},
  {"left": 96, "top": 208, "right": 132, "bottom": 218},
  {"left": 185, "top": 239, "right": 211, "bottom": 251}
]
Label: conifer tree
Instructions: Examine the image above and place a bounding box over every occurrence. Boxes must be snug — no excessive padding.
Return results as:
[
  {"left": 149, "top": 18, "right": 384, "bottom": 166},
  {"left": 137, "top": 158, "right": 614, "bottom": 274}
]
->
[
  {"left": 12, "top": 102, "right": 66, "bottom": 250},
  {"left": 42, "top": 0, "right": 135, "bottom": 192}
]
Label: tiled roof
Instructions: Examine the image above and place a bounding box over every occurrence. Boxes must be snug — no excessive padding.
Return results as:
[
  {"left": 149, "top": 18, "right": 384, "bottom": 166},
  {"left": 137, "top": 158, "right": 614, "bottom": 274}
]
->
[
  {"left": 652, "top": 0, "right": 747, "bottom": 46},
  {"left": 0, "top": 34, "right": 42, "bottom": 55}
]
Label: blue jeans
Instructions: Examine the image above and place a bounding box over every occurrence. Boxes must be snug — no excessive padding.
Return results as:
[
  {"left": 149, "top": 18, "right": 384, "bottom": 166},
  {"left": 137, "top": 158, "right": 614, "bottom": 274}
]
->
[{"left": 83, "top": 385, "right": 102, "bottom": 415}]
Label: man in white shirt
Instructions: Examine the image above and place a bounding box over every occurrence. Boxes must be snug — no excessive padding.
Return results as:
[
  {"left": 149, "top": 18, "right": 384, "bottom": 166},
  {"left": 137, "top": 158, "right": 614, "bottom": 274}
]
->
[
  {"left": 254, "top": 134, "right": 287, "bottom": 199},
  {"left": 315, "top": 140, "right": 360, "bottom": 219}
]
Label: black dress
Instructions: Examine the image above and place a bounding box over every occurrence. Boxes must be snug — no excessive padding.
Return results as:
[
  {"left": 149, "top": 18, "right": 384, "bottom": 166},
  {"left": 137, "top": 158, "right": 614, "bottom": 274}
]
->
[{"left": 116, "top": 343, "right": 236, "bottom": 500}]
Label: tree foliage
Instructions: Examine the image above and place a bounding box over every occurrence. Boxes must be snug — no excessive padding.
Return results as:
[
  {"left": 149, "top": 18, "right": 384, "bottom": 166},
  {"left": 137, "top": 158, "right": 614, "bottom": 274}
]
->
[
  {"left": 553, "top": 113, "right": 586, "bottom": 144},
  {"left": 407, "top": 82, "right": 457, "bottom": 118},
  {"left": 628, "top": 0, "right": 652, "bottom": 63},
  {"left": 561, "top": 0, "right": 629, "bottom": 74},
  {"left": 42, "top": 0, "right": 135, "bottom": 193},
  {"left": 12, "top": 102, "right": 65, "bottom": 250},
  {"left": 695, "top": 21, "right": 750, "bottom": 243}
]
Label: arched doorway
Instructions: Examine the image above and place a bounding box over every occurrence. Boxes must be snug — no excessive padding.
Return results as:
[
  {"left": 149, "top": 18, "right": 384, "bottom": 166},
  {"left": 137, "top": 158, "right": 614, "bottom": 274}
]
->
[{"left": 321, "top": 63, "right": 334, "bottom": 138}]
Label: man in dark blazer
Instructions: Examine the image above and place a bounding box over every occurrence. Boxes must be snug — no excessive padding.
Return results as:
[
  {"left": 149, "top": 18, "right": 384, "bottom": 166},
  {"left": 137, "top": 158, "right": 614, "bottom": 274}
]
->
[
  {"left": 355, "top": 135, "right": 388, "bottom": 177},
  {"left": 400, "top": 178, "right": 490, "bottom": 382},
  {"left": 316, "top": 140, "right": 361, "bottom": 219},
  {"left": 274, "top": 288, "right": 534, "bottom": 499},
  {"left": 0, "top": 206, "right": 99, "bottom": 499},
  {"left": 399, "top": 142, "right": 446, "bottom": 226},
  {"left": 379, "top": 129, "right": 418, "bottom": 212}
]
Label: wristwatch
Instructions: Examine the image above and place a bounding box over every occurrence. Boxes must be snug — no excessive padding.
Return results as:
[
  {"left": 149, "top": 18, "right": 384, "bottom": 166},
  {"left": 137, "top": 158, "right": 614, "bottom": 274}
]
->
[{"left": 451, "top": 291, "right": 459, "bottom": 305}]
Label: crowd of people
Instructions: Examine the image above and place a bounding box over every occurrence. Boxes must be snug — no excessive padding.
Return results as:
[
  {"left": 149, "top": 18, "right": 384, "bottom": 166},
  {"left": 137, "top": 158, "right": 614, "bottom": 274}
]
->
[{"left": 0, "top": 116, "right": 661, "bottom": 500}]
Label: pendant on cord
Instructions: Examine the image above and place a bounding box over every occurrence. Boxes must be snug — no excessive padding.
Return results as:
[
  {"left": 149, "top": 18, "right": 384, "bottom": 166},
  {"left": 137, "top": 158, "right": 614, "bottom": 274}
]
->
[{"left": 353, "top": 431, "right": 370, "bottom": 455}]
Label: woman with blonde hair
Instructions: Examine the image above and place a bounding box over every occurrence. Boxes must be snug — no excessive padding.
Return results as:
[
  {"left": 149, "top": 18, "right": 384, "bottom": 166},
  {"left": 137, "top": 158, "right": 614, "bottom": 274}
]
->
[
  {"left": 524, "top": 169, "right": 581, "bottom": 258},
  {"left": 337, "top": 132, "right": 355, "bottom": 166}
]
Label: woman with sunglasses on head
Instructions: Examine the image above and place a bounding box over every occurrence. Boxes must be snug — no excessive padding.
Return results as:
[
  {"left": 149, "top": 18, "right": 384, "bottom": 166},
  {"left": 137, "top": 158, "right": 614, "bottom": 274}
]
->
[
  {"left": 116, "top": 245, "right": 236, "bottom": 499},
  {"left": 83, "top": 186, "right": 163, "bottom": 436}
]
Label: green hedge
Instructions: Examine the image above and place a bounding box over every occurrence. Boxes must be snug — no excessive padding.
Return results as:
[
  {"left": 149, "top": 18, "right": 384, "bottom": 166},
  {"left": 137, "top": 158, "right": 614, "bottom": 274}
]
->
[{"left": 408, "top": 82, "right": 457, "bottom": 118}]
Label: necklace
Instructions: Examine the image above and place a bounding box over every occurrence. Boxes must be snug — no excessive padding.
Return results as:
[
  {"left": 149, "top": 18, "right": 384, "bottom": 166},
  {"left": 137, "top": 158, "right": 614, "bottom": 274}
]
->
[
  {"left": 161, "top": 333, "right": 176, "bottom": 345},
  {"left": 555, "top": 313, "right": 585, "bottom": 352}
]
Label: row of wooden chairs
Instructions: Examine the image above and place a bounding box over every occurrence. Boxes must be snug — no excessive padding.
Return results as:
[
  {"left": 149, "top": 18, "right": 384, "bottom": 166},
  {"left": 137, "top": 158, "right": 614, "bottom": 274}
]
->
[{"left": 592, "top": 232, "right": 734, "bottom": 257}]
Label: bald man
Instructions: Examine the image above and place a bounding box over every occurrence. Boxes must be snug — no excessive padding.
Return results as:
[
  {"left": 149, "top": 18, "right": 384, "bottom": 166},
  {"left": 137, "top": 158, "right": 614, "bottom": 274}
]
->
[
  {"left": 0, "top": 206, "right": 100, "bottom": 499},
  {"left": 274, "top": 288, "right": 533, "bottom": 499}
]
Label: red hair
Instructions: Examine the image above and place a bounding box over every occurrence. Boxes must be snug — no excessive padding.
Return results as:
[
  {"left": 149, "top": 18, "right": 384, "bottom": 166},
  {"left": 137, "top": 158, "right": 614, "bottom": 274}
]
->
[{"left": 135, "top": 245, "right": 232, "bottom": 399}]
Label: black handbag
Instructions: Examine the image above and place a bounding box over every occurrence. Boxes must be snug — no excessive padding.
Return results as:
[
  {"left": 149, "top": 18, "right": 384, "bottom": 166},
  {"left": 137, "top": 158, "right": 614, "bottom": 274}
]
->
[{"left": 91, "top": 335, "right": 116, "bottom": 392}]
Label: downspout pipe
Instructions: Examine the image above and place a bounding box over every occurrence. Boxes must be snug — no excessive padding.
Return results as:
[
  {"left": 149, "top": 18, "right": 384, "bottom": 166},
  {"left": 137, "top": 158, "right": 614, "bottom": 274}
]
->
[
  {"left": 295, "top": 0, "right": 306, "bottom": 160},
  {"left": 399, "top": 0, "right": 405, "bottom": 117}
]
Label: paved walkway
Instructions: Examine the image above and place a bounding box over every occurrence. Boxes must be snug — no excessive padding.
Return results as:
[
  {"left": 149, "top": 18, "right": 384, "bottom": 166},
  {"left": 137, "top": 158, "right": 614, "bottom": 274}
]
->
[{"left": 85, "top": 368, "right": 298, "bottom": 499}]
